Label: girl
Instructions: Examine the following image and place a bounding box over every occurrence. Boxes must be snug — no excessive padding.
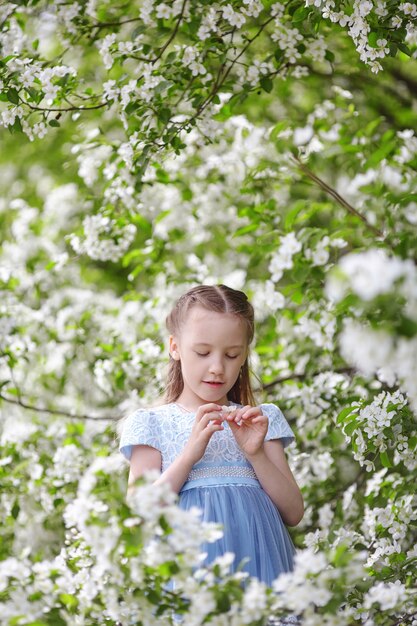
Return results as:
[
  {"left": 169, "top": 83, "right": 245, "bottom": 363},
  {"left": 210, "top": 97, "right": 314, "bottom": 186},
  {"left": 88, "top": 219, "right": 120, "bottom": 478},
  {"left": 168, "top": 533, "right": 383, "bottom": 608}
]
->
[{"left": 119, "top": 284, "right": 303, "bottom": 585}]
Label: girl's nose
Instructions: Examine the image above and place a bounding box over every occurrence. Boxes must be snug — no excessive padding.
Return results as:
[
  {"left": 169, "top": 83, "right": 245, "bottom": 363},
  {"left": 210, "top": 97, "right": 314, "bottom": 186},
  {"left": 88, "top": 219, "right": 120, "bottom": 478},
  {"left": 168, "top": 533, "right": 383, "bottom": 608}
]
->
[{"left": 209, "top": 358, "right": 224, "bottom": 374}]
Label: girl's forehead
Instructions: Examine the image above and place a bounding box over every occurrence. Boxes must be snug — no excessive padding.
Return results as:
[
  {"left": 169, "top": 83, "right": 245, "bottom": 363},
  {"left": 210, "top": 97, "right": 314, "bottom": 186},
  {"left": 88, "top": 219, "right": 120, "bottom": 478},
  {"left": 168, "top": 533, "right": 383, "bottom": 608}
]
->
[
  {"left": 180, "top": 306, "right": 248, "bottom": 339},
  {"left": 184, "top": 305, "right": 242, "bottom": 324}
]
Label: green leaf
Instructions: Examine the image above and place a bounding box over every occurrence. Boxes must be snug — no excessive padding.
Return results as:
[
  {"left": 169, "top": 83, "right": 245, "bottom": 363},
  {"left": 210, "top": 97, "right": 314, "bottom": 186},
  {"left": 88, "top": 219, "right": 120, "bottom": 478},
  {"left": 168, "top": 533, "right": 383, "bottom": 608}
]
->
[
  {"left": 343, "top": 420, "right": 358, "bottom": 437},
  {"left": 7, "top": 88, "right": 20, "bottom": 104},
  {"left": 292, "top": 6, "right": 309, "bottom": 23},
  {"left": 215, "top": 590, "right": 231, "bottom": 612},
  {"left": 366, "top": 140, "right": 397, "bottom": 168},
  {"left": 59, "top": 593, "right": 78, "bottom": 610},
  {"left": 260, "top": 77, "right": 273, "bottom": 93},
  {"left": 0, "top": 55, "right": 17, "bottom": 65},
  {"left": 233, "top": 223, "right": 260, "bottom": 237},
  {"left": 380, "top": 450, "right": 393, "bottom": 468},
  {"left": 397, "top": 42, "right": 412, "bottom": 57},
  {"left": 158, "top": 107, "right": 171, "bottom": 124},
  {"left": 274, "top": 48, "right": 284, "bottom": 62},
  {"left": 337, "top": 406, "right": 355, "bottom": 424},
  {"left": 11, "top": 501, "right": 20, "bottom": 519},
  {"left": 409, "top": 436, "right": 417, "bottom": 450},
  {"left": 368, "top": 32, "right": 379, "bottom": 48},
  {"left": 147, "top": 589, "right": 161, "bottom": 605},
  {"left": 48, "top": 119, "right": 60, "bottom": 127},
  {"left": 8, "top": 117, "right": 22, "bottom": 134}
]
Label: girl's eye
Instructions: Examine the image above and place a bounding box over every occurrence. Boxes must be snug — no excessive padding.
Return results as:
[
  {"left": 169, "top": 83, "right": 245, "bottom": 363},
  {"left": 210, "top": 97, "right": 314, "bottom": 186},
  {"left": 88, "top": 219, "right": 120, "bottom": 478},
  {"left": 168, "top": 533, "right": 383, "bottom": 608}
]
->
[
  {"left": 226, "top": 354, "right": 239, "bottom": 359},
  {"left": 196, "top": 352, "right": 209, "bottom": 357}
]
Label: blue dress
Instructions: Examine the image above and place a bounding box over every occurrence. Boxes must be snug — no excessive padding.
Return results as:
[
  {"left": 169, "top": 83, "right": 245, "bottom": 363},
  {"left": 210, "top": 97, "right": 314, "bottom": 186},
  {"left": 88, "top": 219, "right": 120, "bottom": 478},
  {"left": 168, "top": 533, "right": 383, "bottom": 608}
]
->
[{"left": 119, "top": 402, "right": 295, "bottom": 586}]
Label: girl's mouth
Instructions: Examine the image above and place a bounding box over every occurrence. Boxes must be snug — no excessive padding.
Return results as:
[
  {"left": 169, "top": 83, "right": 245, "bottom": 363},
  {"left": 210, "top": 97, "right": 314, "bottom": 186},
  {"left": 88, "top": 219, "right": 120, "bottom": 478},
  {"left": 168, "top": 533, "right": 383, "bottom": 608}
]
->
[{"left": 204, "top": 381, "right": 224, "bottom": 386}]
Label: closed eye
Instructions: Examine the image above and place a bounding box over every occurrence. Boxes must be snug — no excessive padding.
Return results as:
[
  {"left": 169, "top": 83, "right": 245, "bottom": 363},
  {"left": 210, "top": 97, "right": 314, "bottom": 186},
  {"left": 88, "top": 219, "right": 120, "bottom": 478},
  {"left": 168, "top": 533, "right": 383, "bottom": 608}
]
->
[
  {"left": 196, "top": 352, "right": 209, "bottom": 357},
  {"left": 226, "top": 354, "right": 240, "bottom": 359}
]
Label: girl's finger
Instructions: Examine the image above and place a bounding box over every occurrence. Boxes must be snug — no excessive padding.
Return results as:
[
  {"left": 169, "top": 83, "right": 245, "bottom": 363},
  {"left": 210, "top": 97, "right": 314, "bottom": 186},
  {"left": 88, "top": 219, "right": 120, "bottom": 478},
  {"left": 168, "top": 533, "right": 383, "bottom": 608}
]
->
[
  {"left": 199, "top": 411, "right": 224, "bottom": 427},
  {"left": 207, "top": 421, "right": 224, "bottom": 431},
  {"left": 240, "top": 406, "right": 263, "bottom": 420},
  {"left": 196, "top": 403, "right": 222, "bottom": 420}
]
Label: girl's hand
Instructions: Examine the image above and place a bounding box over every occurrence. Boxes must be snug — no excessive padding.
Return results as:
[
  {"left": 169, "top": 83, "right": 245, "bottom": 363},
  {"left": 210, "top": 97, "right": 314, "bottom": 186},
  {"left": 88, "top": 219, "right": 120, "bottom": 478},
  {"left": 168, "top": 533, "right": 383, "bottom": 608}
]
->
[
  {"left": 183, "top": 403, "right": 224, "bottom": 465},
  {"left": 223, "top": 405, "right": 268, "bottom": 458}
]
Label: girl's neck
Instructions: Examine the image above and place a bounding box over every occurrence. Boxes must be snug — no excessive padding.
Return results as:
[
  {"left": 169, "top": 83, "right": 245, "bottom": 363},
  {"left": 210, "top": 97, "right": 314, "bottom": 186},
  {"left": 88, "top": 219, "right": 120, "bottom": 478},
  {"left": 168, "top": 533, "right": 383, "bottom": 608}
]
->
[
  {"left": 174, "top": 394, "right": 228, "bottom": 413},
  {"left": 174, "top": 401, "right": 195, "bottom": 413}
]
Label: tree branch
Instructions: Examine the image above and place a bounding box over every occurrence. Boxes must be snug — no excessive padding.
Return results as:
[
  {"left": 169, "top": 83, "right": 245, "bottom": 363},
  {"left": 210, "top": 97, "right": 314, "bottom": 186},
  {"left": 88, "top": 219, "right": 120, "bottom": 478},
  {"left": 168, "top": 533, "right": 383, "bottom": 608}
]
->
[
  {"left": 261, "top": 366, "right": 356, "bottom": 391},
  {"left": 292, "top": 155, "right": 385, "bottom": 239},
  {"left": 152, "top": 0, "right": 188, "bottom": 64},
  {"left": 390, "top": 610, "right": 417, "bottom": 626},
  {"left": 92, "top": 17, "right": 144, "bottom": 30},
  {"left": 0, "top": 392, "right": 118, "bottom": 421},
  {"left": 166, "top": 13, "right": 280, "bottom": 144},
  {"left": 22, "top": 100, "right": 108, "bottom": 113}
]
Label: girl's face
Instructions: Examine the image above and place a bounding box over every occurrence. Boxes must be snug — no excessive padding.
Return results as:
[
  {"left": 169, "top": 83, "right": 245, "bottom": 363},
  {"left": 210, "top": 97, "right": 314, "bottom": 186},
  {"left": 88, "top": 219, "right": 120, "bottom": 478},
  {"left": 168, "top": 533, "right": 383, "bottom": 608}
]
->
[{"left": 169, "top": 306, "right": 248, "bottom": 409}]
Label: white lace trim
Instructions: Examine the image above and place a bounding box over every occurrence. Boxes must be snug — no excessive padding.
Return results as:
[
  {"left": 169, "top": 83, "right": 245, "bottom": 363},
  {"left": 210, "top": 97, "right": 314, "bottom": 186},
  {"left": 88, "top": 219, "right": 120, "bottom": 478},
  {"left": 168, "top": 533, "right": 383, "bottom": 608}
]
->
[{"left": 187, "top": 465, "right": 257, "bottom": 481}]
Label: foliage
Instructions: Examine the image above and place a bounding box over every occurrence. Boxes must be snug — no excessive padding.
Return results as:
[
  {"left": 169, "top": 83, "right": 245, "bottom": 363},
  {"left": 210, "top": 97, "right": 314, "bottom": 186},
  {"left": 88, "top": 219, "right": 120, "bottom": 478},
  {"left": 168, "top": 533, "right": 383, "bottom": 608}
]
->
[{"left": 1, "top": 1, "right": 417, "bottom": 625}]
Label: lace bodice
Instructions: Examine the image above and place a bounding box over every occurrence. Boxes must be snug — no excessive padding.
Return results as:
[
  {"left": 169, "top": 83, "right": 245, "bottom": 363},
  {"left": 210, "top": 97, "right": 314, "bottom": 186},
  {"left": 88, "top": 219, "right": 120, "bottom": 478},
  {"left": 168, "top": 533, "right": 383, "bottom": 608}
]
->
[{"left": 119, "top": 403, "right": 294, "bottom": 478}]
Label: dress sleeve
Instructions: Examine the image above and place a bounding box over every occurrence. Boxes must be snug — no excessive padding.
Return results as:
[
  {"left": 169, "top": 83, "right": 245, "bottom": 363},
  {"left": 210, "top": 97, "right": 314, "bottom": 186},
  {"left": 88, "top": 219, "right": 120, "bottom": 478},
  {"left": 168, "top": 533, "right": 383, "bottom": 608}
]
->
[
  {"left": 119, "top": 409, "right": 161, "bottom": 461},
  {"left": 261, "top": 403, "right": 295, "bottom": 448}
]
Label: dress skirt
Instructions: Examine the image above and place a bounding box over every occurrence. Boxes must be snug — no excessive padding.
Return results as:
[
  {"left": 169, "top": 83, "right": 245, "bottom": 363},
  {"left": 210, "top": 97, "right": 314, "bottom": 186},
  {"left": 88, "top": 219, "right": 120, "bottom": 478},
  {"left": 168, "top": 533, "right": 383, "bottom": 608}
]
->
[{"left": 179, "top": 480, "right": 295, "bottom": 586}]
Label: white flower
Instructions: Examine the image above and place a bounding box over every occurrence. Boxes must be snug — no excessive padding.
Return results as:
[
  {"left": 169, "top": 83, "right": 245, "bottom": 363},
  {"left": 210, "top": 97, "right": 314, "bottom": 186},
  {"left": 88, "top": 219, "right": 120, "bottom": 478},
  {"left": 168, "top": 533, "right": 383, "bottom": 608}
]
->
[
  {"left": 293, "top": 125, "right": 314, "bottom": 146},
  {"left": 69, "top": 215, "right": 136, "bottom": 262},
  {"left": 222, "top": 4, "right": 246, "bottom": 28},
  {"left": 326, "top": 248, "right": 412, "bottom": 302},
  {"left": 242, "top": 579, "right": 268, "bottom": 622},
  {"left": 400, "top": 2, "right": 417, "bottom": 17},
  {"left": 339, "top": 320, "right": 393, "bottom": 377},
  {"left": 97, "top": 33, "right": 117, "bottom": 69},
  {"left": 156, "top": 2, "right": 172, "bottom": 19},
  {"left": 269, "top": 233, "right": 302, "bottom": 281},
  {"left": 364, "top": 580, "right": 407, "bottom": 610}
]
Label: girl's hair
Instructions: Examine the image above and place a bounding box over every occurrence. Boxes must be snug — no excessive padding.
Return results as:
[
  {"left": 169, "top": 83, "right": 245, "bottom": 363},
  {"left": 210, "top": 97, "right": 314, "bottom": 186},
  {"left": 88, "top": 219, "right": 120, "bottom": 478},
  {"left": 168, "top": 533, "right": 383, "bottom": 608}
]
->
[{"left": 165, "top": 284, "right": 256, "bottom": 406}]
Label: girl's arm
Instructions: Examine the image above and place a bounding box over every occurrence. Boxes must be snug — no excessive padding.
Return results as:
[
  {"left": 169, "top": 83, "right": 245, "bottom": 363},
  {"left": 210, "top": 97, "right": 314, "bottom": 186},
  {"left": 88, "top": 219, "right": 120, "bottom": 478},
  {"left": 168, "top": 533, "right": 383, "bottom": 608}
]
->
[
  {"left": 226, "top": 406, "right": 304, "bottom": 526},
  {"left": 246, "top": 440, "right": 304, "bottom": 527},
  {"left": 129, "top": 403, "right": 225, "bottom": 494}
]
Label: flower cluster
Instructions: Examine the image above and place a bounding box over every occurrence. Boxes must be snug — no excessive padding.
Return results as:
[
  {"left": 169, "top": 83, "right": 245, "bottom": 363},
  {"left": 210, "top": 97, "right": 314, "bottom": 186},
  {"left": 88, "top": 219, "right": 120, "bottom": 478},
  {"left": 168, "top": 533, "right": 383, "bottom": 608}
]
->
[
  {"left": 305, "top": 0, "right": 399, "bottom": 72},
  {"left": 269, "top": 233, "right": 302, "bottom": 282},
  {"left": 327, "top": 248, "right": 417, "bottom": 308},
  {"left": 69, "top": 215, "right": 137, "bottom": 262},
  {"left": 341, "top": 390, "right": 411, "bottom": 470}
]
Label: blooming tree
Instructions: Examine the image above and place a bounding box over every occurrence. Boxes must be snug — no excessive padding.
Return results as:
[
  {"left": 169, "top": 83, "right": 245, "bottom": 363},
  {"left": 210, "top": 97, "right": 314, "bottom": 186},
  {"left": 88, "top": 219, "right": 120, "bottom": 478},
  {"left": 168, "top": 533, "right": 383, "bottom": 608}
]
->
[{"left": 1, "top": 1, "right": 417, "bottom": 624}]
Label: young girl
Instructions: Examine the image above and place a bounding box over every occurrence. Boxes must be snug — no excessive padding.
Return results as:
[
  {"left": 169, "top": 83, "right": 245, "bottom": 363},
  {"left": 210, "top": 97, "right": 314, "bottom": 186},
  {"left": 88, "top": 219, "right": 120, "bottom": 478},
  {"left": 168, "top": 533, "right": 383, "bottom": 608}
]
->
[{"left": 119, "top": 284, "right": 303, "bottom": 585}]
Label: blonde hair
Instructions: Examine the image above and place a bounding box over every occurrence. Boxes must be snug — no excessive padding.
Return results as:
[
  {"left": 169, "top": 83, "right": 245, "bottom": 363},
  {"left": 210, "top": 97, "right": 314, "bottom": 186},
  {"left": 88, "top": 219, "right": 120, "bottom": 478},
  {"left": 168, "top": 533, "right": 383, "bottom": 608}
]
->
[{"left": 165, "top": 284, "right": 256, "bottom": 405}]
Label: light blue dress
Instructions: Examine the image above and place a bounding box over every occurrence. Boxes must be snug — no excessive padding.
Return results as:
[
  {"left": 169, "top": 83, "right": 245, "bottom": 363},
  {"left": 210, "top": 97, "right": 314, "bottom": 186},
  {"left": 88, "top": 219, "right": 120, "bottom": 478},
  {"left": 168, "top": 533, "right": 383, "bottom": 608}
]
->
[{"left": 119, "top": 402, "right": 296, "bottom": 586}]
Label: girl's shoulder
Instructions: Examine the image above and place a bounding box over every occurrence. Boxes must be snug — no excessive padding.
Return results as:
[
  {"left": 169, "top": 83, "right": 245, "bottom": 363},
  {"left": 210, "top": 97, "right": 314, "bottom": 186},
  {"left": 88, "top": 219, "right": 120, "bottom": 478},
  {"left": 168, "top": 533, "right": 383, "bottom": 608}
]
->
[
  {"left": 118, "top": 403, "right": 178, "bottom": 460},
  {"left": 121, "top": 402, "right": 175, "bottom": 423},
  {"left": 261, "top": 403, "right": 295, "bottom": 448}
]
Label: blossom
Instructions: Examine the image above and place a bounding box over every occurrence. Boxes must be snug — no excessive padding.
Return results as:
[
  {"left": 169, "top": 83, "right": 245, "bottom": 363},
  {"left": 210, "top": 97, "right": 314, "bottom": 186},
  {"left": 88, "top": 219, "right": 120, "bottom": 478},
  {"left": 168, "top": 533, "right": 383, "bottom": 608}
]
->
[
  {"left": 222, "top": 5, "right": 246, "bottom": 28},
  {"left": 69, "top": 215, "right": 136, "bottom": 262},
  {"left": 326, "top": 248, "right": 415, "bottom": 302},
  {"left": 269, "top": 233, "right": 302, "bottom": 281},
  {"left": 364, "top": 580, "right": 407, "bottom": 610},
  {"left": 96, "top": 33, "right": 117, "bottom": 69}
]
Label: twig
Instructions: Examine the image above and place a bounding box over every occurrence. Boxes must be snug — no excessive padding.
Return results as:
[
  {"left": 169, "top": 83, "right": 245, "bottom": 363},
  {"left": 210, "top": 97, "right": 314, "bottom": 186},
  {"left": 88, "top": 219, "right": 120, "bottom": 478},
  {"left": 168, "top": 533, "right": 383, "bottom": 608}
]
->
[
  {"left": 0, "top": 393, "right": 118, "bottom": 421},
  {"left": 261, "top": 367, "right": 355, "bottom": 391},
  {"left": 21, "top": 100, "right": 107, "bottom": 113},
  {"left": 390, "top": 610, "right": 417, "bottom": 626},
  {"left": 92, "top": 17, "right": 143, "bottom": 30},
  {"left": 152, "top": 0, "right": 188, "bottom": 64},
  {"left": 292, "top": 155, "right": 385, "bottom": 239}
]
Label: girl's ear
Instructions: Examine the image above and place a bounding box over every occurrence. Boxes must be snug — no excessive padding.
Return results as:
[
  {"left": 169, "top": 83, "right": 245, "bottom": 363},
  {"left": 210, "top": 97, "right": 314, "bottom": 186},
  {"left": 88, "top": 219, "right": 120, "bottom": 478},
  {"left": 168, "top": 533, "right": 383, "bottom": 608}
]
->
[{"left": 169, "top": 335, "right": 181, "bottom": 360}]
